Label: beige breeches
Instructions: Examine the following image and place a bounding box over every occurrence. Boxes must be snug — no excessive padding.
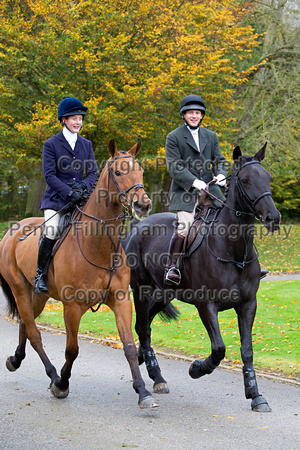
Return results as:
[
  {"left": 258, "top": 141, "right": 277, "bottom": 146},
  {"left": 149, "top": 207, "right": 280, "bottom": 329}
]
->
[{"left": 176, "top": 203, "right": 198, "bottom": 238}]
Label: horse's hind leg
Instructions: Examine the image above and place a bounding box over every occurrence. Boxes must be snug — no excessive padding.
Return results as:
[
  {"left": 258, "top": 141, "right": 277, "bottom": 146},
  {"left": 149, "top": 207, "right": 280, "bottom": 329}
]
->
[
  {"left": 235, "top": 299, "right": 271, "bottom": 412},
  {"left": 6, "top": 319, "right": 28, "bottom": 371},
  {"left": 9, "top": 288, "right": 59, "bottom": 387},
  {"left": 106, "top": 291, "right": 159, "bottom": 408},
  {"left": 6, "top": 293, "right": 48, "bottom": 371},
  {"left": 134, "top": 286, "right": 169, "bottom": 394}
]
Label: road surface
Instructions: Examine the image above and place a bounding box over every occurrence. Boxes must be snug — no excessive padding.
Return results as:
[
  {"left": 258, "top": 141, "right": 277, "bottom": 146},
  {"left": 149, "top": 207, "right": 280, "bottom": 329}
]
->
[{"left": 0, "top": 291, "right": 299, "bottom": 450}]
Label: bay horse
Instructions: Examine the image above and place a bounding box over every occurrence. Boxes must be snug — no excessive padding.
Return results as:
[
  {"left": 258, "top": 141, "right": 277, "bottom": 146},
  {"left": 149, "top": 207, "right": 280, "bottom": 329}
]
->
[
  {"left": 123, "top": 143, "right": 281, "bottom": 412},
  {"left": 0, "top": 138, "right": 158, "bottom": 409}
]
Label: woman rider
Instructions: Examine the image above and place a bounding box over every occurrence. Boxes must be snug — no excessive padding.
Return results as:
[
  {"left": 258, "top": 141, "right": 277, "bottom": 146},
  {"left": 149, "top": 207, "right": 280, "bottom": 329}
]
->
[{"left": 34, "top": 97, "right": 98, "bottom": 293}]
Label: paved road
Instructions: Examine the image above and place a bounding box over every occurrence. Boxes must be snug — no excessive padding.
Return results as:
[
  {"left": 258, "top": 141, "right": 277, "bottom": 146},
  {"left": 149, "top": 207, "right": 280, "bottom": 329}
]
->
[
  {"left": 261, "top": 273, "right": 300, "bottom": 282},
  {"left": 0, "top": 289, "right": 299, "bottom": 450}
]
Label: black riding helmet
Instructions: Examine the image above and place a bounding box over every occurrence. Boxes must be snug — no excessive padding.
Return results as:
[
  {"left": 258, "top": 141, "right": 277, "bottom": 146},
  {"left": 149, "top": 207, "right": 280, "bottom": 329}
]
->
[
  {"left": 179, "top": 95, "right": 206, "bottom": 115},
  {"left": 58, "top": 97, "right": 88, "bottom": 123}
]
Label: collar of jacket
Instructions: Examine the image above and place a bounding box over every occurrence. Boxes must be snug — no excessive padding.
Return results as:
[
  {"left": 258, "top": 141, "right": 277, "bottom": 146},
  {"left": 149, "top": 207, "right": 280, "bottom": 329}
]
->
[
  {"left": 59, "top": 130, "right": 83, "bottom": 154},
  {"left": 183, "top": 125, "right": 207, "bottom": 154}
]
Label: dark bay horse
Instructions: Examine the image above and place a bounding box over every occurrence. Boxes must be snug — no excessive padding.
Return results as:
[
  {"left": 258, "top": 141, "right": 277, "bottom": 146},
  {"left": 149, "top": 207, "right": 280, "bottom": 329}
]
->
[
  {"left": 123, "top": 144, "right": 281, "bottom": 412},
  {"left": 0, "top": 139, "right": 158, "bottom": 408}
]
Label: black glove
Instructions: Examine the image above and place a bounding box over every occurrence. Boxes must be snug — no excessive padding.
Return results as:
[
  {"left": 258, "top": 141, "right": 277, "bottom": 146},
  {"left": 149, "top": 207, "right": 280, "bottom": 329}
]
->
[
  {"left": 67, "top": 181, "right": 88, "bottom": 193},
  {"left": 67, "top": 190, "right": 83, "bottom": 205}
]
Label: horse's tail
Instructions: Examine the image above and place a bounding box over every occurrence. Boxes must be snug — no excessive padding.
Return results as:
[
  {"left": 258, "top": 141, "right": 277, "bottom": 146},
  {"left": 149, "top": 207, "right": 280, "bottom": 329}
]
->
[
  {"left": 0, "top": 274, "right": 20, "bottom": 319},
  {"left": 158, "top": 303, "right": 180, "bottom": 322}
]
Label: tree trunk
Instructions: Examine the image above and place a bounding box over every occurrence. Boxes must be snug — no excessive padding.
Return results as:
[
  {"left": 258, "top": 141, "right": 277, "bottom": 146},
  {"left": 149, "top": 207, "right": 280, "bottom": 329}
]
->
[
  {"left": 144, "top": 169, "right": 171, "bottom": 214},
  {"left": 25, "top": 165, "right": 46, "bottom": 217}
]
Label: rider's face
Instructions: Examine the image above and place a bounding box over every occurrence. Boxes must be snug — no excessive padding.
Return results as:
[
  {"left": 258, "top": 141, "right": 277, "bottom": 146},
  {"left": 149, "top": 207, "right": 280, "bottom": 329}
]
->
[
  {"left": 183, "top": 110, "right": 203, "bottom": 127},
  {"left": 63, "top": 115, "right": 83, "bottom": 133}
]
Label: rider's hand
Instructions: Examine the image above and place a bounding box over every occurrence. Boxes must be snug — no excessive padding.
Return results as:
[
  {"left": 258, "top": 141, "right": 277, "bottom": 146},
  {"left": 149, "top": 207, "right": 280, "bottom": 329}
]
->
[
  {"left": 214, "top": 174, "right": 226, "bottom": 187},
  {"left": 67, "top": 190, "right": 83, "bottom": 205},
  {"left": 193, "top": 179, "right": 207, "bottom": 191},
  {"left": 67, "top": 181, "right": 88, "bottom": 192}
]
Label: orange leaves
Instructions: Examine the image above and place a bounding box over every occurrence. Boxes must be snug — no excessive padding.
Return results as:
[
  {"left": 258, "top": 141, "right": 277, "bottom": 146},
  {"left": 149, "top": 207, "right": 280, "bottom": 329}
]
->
[{"left": 0, "top": 0, "right": 260, "bottom": 168}]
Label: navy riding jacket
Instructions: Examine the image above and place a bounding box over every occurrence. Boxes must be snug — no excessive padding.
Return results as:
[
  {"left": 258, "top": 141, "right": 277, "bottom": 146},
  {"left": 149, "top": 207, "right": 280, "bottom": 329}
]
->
[{"left": 40, "top": 131, "right": 98, "bottom": 211}]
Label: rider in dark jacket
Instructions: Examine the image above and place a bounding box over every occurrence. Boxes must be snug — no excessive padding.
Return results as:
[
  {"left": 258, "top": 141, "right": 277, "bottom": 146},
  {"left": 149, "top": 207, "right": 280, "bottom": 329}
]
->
[
  {"left": 35, "top": 97, "right": 98, "bottom": 294},
  {"left": 164, "top": 95, "right": 228, "bottom": 285}
]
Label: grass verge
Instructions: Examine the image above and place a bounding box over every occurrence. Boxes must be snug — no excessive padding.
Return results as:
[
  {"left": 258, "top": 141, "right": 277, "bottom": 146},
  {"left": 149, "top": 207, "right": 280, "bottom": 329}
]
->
[{"left": 37, "top": 280, "right": 300, "bottom": 378}]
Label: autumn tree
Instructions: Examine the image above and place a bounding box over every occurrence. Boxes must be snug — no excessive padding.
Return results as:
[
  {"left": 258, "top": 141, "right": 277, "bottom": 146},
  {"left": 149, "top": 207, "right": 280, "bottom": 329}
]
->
[
  {"left": 0, "top": 0, "right": 258, "bottom": 216},
  {"left": 233, "top": 0, "right": 300, "bottom": 218}
]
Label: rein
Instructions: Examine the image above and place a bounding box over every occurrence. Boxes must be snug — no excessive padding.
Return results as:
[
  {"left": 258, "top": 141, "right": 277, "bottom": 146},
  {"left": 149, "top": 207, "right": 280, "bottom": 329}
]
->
[
  {"left": 203, "top": 159, "right": 272, "bottom": 269},
  {"left": 75, "top": 153, "right": 147, "bottom": 312},
  {"left": 204, "top": 211, "right": 260, "bottom": 270}
]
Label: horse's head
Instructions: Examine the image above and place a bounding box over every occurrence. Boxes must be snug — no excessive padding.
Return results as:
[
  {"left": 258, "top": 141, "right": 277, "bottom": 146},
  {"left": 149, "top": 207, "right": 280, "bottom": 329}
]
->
[
  {"left": 232, "top": 143, "right": 281, "bottom": 232},
  {"left": 106, "top": 138, "right": 152, "bottom": 220}
]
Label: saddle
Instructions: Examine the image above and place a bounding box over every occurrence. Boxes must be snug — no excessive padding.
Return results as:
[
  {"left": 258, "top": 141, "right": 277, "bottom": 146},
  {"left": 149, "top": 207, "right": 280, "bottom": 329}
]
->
[
  {"left": 39, "top": 208, "right": 80, "bottom": 257},
  {"left": 183, "top": 190, "right": 219, "bottom": 256}
]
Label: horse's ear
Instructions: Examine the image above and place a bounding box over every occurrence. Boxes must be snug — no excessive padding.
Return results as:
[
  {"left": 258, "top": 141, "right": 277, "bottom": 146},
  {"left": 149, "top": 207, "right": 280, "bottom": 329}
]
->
[
  {"left": 128, "top": 137, "right": 141, "bottom": 157},
  {"left": 254, "top": 142, "right": 267, "bottom": 162},
  {"left": 108, "top": 139, "right": 117, "bottom": 157},
  {"left": 233, "top": 146, "right": 242, "bottom": 161}
]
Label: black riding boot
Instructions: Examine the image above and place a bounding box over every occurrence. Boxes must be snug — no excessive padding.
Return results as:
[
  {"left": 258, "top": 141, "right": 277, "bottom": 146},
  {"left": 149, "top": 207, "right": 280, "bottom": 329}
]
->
[
  {"left": 34, "top": 235, "right": 56, "bottom": 294},
  {"left": 164, "top": 234, "right": 185, "bottom": 286}
]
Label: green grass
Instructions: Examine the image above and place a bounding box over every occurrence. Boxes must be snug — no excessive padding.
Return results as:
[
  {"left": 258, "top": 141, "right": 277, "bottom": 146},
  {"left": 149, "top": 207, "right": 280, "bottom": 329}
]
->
[
  {"left": 37, "top": 280, "right": 300, "bottom": 377},
  {"left": 254, "top": 223, "right": 300, "bottom": 273},
  {"left": 0, "top": 222, "right": 10, "bottom": 239}
]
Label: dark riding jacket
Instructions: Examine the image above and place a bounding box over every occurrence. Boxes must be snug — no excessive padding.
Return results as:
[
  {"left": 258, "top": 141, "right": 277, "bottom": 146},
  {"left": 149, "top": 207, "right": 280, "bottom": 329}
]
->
[
  {"left": 165, "top": 124, "right": 228, "bottom": 212},
  {"left": 40, "top": 131, "right": 98, "bottom": 211}
]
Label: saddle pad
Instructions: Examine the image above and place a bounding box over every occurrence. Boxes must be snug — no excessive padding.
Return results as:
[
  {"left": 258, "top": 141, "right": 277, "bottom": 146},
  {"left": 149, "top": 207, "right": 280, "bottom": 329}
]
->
[
  {"left": 185, "top": 206, "right": 219, "bottom": 256},
  {"left": 38, "top": 208, "right": 80, "bottom": 257}
]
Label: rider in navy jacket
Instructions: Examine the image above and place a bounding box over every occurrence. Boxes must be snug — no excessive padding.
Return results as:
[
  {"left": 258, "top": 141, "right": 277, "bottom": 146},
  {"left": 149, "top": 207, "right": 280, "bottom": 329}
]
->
[
  {"left": 35, "top": 97, "right": 98, "bottom": 294},
  {"left": 40, "top": 131, "right": 97, "bottom": 210}
]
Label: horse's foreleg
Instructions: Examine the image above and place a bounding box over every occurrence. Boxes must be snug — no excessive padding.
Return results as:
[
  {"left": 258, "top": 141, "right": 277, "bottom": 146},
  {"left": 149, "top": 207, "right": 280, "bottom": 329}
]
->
[
  {"left": 236, "top": 299, "right": 271, "bottom": 412},
  {"left": 51, "top": 302, "right": 82, "bottom": 399},
  {"left": 189, "top": 303, "right": 226, "bottom": 379},
  {"left": 107, "top": 292, "right": 159, "bottom": 408},
  {"left": 134, "top": 287, "right": 169, "bottom": 394},
  {"left": 6, "top": 319, "right": 28, "bottom": 371}
]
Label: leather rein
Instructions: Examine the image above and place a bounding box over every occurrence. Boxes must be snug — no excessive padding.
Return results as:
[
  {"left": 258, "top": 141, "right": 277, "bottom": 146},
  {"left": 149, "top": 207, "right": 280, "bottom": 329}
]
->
[
  {"left": 204, "top": 160, "right": 272, "bottom": 269},
  {"left": 74, "top": 154, "right": 147, "bottom": 311}
]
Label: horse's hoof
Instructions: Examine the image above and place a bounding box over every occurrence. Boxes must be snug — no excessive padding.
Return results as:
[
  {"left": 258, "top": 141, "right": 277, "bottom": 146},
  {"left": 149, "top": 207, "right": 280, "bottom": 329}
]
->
[
  {"left": 153, "top": 382, "right": 169, "bottom": 394},
  {"left": 139, "top": 395, "right": 159, "bottom": 409},
  {"left": 251, "top": 395, "right": 271, "bottom": 412},
  {"left": 6, "top": 356, "right": 17, "bottom": 372},
  {"left": 50, "top": 382, "right": 69, "bottom": 399},
  {"left": 189, "top": 360, "right": 203, "bottom": 379}
]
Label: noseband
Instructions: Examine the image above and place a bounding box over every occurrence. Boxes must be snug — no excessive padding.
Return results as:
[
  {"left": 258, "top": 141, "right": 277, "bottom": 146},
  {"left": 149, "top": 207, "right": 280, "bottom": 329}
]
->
[
  {"left": 107, "top": 154, "right": 146, "bottom": 210},
  {"left": 235, "top": 160, "right": 272, "bottom": 218}
]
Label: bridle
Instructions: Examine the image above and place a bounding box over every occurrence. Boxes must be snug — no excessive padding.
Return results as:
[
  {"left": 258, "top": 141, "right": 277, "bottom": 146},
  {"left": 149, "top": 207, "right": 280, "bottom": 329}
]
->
[
  {"left": 205, "top": 159, "right": 272, "bottom": 219},
  {"left": 235, "top": 160, "right": 272, "bottom": 219},
  {"left": 107, "top": 153, "right": 146, "bottom": 210},
  {"left": 204, "top": 159, "right": 272, "bottom": 270},
  {"left": 75, "top": 153, "right": 147, "bottom": 312}
]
